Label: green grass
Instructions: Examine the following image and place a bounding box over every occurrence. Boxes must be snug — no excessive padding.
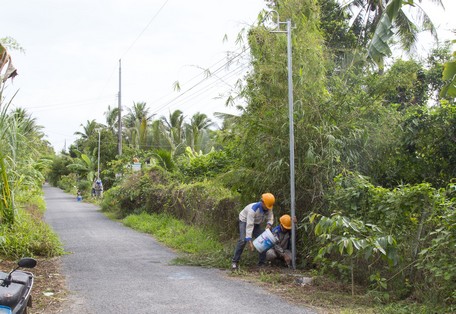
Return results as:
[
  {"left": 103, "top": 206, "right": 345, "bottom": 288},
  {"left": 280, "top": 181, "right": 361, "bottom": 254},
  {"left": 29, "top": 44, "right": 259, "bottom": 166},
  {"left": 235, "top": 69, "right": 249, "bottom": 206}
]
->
[
  {"left": 0, "top": 210, "right": 64, "bottom": 259},
  {"left": 123, "top": 212, "right": 231, "bottom": 267},
  {"left": 0, "top": 190, "right": 65, "bottom": 259}
]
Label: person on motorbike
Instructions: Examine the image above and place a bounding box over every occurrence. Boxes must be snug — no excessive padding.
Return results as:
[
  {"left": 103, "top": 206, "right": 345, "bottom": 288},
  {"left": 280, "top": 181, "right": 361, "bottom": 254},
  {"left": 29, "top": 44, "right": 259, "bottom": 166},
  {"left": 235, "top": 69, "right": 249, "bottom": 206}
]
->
[
  {"left": 231, "top": 193, "right": 275, "bottom": 270},
  {"left": 265, "top": 214, "right": 296, "bottom": 267},
  {"left": 93, "top": 178, "right": 103, "bottom": 198}
]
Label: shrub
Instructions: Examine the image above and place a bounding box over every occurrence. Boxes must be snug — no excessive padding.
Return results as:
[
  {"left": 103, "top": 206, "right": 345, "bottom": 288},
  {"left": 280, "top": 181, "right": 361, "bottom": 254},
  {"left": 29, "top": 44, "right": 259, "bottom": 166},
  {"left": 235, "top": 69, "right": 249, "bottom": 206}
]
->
[
  {"left": 322, "top": 171, "right": 456, "bottom": 305},
  {"left": 0, "top": 210, "right": 64, "bottom": 259},
  {"left": 101, "top": 166, "right": 241, "bottom": 241},
  {"left": 57, "top": 173, "right": 78, "bottom": 192}
]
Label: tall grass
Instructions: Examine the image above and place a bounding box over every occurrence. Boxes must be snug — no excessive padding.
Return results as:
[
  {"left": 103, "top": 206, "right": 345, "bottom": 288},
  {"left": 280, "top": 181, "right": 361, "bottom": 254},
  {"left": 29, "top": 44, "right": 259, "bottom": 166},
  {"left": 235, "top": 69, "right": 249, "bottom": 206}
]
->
[
  {"left": 0, "top": 42, "right": 63, "bottom": 260},
  {"left": 0, "top": 83, "right": 17, "bottom": 226},
  {"left": 0, "top": 209, "right": 64, "bottom": 259}
]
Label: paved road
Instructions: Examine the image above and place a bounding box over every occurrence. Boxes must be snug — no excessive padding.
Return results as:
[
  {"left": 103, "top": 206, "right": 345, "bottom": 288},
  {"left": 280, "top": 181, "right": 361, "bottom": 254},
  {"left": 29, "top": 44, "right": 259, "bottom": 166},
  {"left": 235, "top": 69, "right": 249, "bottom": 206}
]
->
[{"left": 44, "top": 185, "right": 315, "bottom": 314}]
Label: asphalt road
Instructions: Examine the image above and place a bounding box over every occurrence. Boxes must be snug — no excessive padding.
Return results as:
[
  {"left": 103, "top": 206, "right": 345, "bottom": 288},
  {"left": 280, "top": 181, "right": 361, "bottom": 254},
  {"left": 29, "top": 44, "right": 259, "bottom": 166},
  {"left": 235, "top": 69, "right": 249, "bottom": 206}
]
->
[{"left": 44, "top": 184, "right": 315, "bottom": 314}]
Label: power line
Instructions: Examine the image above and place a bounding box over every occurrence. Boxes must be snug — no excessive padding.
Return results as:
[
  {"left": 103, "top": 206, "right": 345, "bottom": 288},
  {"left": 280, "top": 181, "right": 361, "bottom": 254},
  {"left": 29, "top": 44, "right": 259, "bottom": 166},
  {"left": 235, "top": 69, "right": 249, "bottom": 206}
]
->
[
  {"left": 148, "top": 46, "right": 251, "bottom": 115},
  {"left": 153, "top": 63, "right": 249, "bottom": 116},
  {"left": 95, "top": 0, "right": 170, "bottom": 103},
  {"left": 146, "top": 45, "right": 248, "bottom": 106},
  {"left": 120, "top": 0, "right": 170, "bottom": 59}
]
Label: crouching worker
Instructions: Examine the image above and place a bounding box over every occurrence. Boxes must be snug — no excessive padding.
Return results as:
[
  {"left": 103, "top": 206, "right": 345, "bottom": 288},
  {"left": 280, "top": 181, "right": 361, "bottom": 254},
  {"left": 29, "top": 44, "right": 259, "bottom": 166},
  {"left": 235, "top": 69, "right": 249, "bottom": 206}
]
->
[
  {"left": 231, "top": 193, "right": 275, "bottom": 270},
  {"left": 266, "top": 214, "right": 296, "bottom": 268}
]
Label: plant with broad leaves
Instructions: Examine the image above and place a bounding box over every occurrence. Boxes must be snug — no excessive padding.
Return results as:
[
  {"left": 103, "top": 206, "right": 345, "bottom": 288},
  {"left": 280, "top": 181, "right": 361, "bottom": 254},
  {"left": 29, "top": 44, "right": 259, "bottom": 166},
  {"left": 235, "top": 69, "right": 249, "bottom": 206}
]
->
[{"left": 310, "top": 212, "right": 397, "bottom": 295}]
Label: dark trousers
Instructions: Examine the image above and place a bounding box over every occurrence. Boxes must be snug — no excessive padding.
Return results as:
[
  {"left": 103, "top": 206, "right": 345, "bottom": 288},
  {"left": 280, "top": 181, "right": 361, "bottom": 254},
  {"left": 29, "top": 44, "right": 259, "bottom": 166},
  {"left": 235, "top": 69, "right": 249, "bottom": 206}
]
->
[{"left": 232, "top": 220, "right": 266, "bottom": 264}]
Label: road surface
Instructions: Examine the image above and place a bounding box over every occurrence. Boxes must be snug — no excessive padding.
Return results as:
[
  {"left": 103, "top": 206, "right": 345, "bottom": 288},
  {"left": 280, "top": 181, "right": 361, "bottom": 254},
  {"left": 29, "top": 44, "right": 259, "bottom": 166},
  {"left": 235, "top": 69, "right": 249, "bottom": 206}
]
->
[{"left": 44, "top": 184, "right": 315, "bottom": 314}]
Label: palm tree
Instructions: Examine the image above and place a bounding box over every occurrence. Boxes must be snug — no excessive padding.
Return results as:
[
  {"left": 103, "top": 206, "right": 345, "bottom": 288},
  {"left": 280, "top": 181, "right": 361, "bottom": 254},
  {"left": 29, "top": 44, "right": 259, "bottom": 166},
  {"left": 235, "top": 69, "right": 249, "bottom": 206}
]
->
[
  {"left": 343, "top": 0, "right": 444, "bottom": 68},
  {"left": 74, "top": 119, "right": 101, "bottom": 140},
  {"left": 186, "top": 112, "right": 214, "bottom": 151},
  {"left": 160, "top": 110, "right": 185, "bottom": 154},
  {"left": 123, "top": 102, "right": 153, "bottom": 128},
  {"left": 123, "top": 102, "right": 154, "bottom": 149},
  {"left": 104, "top": 105, "right": 119, "bottom": 135}
]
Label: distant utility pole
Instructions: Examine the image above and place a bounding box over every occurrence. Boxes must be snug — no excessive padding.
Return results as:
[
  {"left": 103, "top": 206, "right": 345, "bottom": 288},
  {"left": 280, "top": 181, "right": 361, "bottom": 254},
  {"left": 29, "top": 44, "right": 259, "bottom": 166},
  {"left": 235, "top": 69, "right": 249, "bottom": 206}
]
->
[
  {"left": 97, "top": 128, "right": 101, "bottom": 178},
  {"left": 118, "top": 59, "right": 122, "bottom": 156}
]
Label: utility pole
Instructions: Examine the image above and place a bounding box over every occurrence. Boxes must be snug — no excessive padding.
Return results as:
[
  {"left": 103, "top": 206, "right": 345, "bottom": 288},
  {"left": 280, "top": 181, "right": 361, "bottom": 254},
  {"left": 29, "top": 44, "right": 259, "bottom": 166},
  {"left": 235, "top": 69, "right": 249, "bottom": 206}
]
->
[
  {"left": 97, "top": 129, "right": 101, "bottom": 179},
  {"left": 118, "top": 59, "right": 122, "bottom": 156},
  {"left": 267, "top": 11, "right": 296, "bottom": 270}
]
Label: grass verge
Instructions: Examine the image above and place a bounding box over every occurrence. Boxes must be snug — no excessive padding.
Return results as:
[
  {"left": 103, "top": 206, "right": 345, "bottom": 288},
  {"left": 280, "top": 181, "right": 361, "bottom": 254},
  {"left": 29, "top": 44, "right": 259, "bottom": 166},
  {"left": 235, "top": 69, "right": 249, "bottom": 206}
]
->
[
  {"left": 121, "top": 211, "right": 453, "bottom": 313},
  {"left": 123, "top": 212, "right": 232, "bottom": 267},
  {"left": 0, "top": 199, "right": 64, "bottom": 259}
]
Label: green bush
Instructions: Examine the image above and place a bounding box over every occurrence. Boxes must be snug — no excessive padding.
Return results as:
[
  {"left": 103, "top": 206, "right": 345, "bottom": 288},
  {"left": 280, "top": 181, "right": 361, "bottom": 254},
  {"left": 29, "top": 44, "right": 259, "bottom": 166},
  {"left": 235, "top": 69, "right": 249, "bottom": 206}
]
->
[
  {"left": 0, "top": 189, "right": 64, "bottom": 259},
  {"left": 57, "top": 173, "right": 78, "bottom": 192},
  {"left": 76, "top": 179, "right": 91, "bottom": 196},
  {"left": 101, "top": 166, "right": 241, "bottom": 241},
  {"left": 0, "top": 211, "right": 64, "bottom": 259},
  {"left": 176, "top": 149, "right": 231, "bottom": 182},
  {"left": 322, "top": 171, "right": 456, "bottom": 305}
]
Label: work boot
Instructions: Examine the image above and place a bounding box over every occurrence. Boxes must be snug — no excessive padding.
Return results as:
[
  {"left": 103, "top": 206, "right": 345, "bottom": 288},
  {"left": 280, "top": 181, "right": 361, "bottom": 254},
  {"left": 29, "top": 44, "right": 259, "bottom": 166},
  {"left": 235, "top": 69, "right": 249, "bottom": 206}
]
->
[
  {"left": 231, "top": 262, "right": 238, "bottom": 270},
  {"left": 257, "top": 262, "right": 267, "bottom": 269}
]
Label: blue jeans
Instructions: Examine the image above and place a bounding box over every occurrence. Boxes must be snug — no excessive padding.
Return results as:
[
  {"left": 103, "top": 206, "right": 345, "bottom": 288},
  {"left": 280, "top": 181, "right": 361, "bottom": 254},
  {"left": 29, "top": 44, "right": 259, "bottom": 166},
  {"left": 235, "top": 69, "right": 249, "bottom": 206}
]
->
[{"left": 232, "top": 220, "right": 266, "bottom": 264}]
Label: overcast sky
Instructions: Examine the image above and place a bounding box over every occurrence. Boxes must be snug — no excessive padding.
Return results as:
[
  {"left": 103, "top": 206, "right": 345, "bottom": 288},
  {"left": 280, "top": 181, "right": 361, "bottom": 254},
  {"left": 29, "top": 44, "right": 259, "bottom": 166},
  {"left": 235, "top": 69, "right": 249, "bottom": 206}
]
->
[{"left": 1, "top": 0, "right": 455, "bottom": 152}]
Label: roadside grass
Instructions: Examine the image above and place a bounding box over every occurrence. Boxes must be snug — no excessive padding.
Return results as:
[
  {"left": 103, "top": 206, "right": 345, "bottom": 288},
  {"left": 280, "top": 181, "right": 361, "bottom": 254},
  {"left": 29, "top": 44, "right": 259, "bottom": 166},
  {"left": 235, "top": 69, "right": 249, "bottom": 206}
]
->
[
  {"left": 121, "top": 211, "right": 453, "bottom": 313},
  {"left": 123, "top": 212, "right": 231, "bottom": 267},
  {"left": 0, "top": 198, "right": 64, "bottom": 259}
]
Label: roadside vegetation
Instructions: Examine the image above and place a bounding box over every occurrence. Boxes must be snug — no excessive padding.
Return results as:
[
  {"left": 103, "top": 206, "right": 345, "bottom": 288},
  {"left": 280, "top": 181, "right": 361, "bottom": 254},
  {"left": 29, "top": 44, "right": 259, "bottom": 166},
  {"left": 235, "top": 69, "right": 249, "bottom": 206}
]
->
[
  {"left": 0, "top": 39, "right": 63, "bottom": 261},
  {"left": 2, "top": 0, "right": 456, "bottom": 313}
]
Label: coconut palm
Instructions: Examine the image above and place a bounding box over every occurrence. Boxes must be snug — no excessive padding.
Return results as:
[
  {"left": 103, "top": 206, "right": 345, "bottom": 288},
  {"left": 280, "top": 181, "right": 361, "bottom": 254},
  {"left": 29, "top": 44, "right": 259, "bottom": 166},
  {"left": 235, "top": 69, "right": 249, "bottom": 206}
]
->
[
  {"left": 123, "top": 102, "right": 153, "bottom": 128},
  {"left": 123, "top": 102, "right": 155, "bottom": 149},
  {"left": 104, "top": 105, "right": 119, "bottom": 135},
  {"left": 186, "top": 112, "right": 214, "bottom": 152},
  {"left": 11, "top": 108, "right": 44, "bottom": 138},
  {"left": 343, "top": 0, "right": 444, "bottom": 67},
  {"left": 160, "top": 110, "right": 185, "bottom": 154},
  {"left": 74, "top": 119, "right": 101, "bottom": 140}
]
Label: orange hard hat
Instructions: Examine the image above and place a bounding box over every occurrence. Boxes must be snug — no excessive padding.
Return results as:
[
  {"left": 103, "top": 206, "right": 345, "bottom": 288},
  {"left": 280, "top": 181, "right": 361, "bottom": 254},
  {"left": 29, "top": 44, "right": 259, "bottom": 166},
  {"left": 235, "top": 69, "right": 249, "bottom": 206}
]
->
[
  {"left": 261, "top": 193, "right": 275, "bottom": 210},
  {"left": 279, "top": 214, "right": 292, "bottom": 230}
]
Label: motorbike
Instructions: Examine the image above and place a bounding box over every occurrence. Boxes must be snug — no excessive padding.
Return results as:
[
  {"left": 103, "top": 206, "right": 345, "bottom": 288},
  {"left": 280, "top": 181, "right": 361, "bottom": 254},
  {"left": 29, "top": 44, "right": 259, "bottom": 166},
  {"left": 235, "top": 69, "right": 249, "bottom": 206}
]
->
[{"left": 0, "top": 258, "right": 37, "bottom": 314}]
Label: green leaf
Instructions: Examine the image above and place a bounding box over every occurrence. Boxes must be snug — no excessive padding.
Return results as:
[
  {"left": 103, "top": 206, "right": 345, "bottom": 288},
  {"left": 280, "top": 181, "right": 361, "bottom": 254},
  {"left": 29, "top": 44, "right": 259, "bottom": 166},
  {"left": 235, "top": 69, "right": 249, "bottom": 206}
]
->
[
  {"left": 347, "top": 239, "right": 354, "bottom": 255},
  {"left": 339, "top": 241, "right": 345, "bottom": 255},
  {"left": 368, "top": 0, "right": 403, "bottom": 66},
  {"left": 80, "top": 154, "right": 92, "bottom": 167},
  {"left": 309, "top": 213, "right": 319, "bottom": 224},
  {"left": 314, "top": 222, "right": 322, "bottom": 236},
  {"left": 375, "top": 241, "right": 387, "bottom": 255},
  {"left": 440, "top": 60, "right": 456, "bottom": 98}
]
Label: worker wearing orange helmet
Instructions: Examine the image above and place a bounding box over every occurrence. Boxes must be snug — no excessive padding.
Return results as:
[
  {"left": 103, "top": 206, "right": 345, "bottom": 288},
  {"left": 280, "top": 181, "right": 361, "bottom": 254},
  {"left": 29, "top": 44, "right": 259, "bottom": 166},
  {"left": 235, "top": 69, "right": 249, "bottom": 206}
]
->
[
  {"left": 231, "top": 193, "right": 275, "bottom": 270},
  {"left": 265, "top": 214, "right": 296, "bottom": 267}
]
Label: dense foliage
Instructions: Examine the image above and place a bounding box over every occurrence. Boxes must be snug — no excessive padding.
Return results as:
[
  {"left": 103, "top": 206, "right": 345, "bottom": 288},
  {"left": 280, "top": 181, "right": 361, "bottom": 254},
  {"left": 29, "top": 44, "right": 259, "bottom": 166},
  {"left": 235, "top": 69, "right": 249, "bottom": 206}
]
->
[
  {"left": 40, "top": 0, "right": 455, "bottom": 310},
  {"left": 0, "top": 41, "right": 63, "bottom": 258}
]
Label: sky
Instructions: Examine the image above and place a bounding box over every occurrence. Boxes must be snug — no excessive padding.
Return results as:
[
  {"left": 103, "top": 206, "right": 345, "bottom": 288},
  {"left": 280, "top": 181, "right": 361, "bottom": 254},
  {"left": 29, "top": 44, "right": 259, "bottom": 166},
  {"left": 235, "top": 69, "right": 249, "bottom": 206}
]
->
[
  {"left": 1, "top": 0, "right": 267, "bottom": 151},
  {"left": 1, "top": 0, "right": 455, "bottom": 152}
]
